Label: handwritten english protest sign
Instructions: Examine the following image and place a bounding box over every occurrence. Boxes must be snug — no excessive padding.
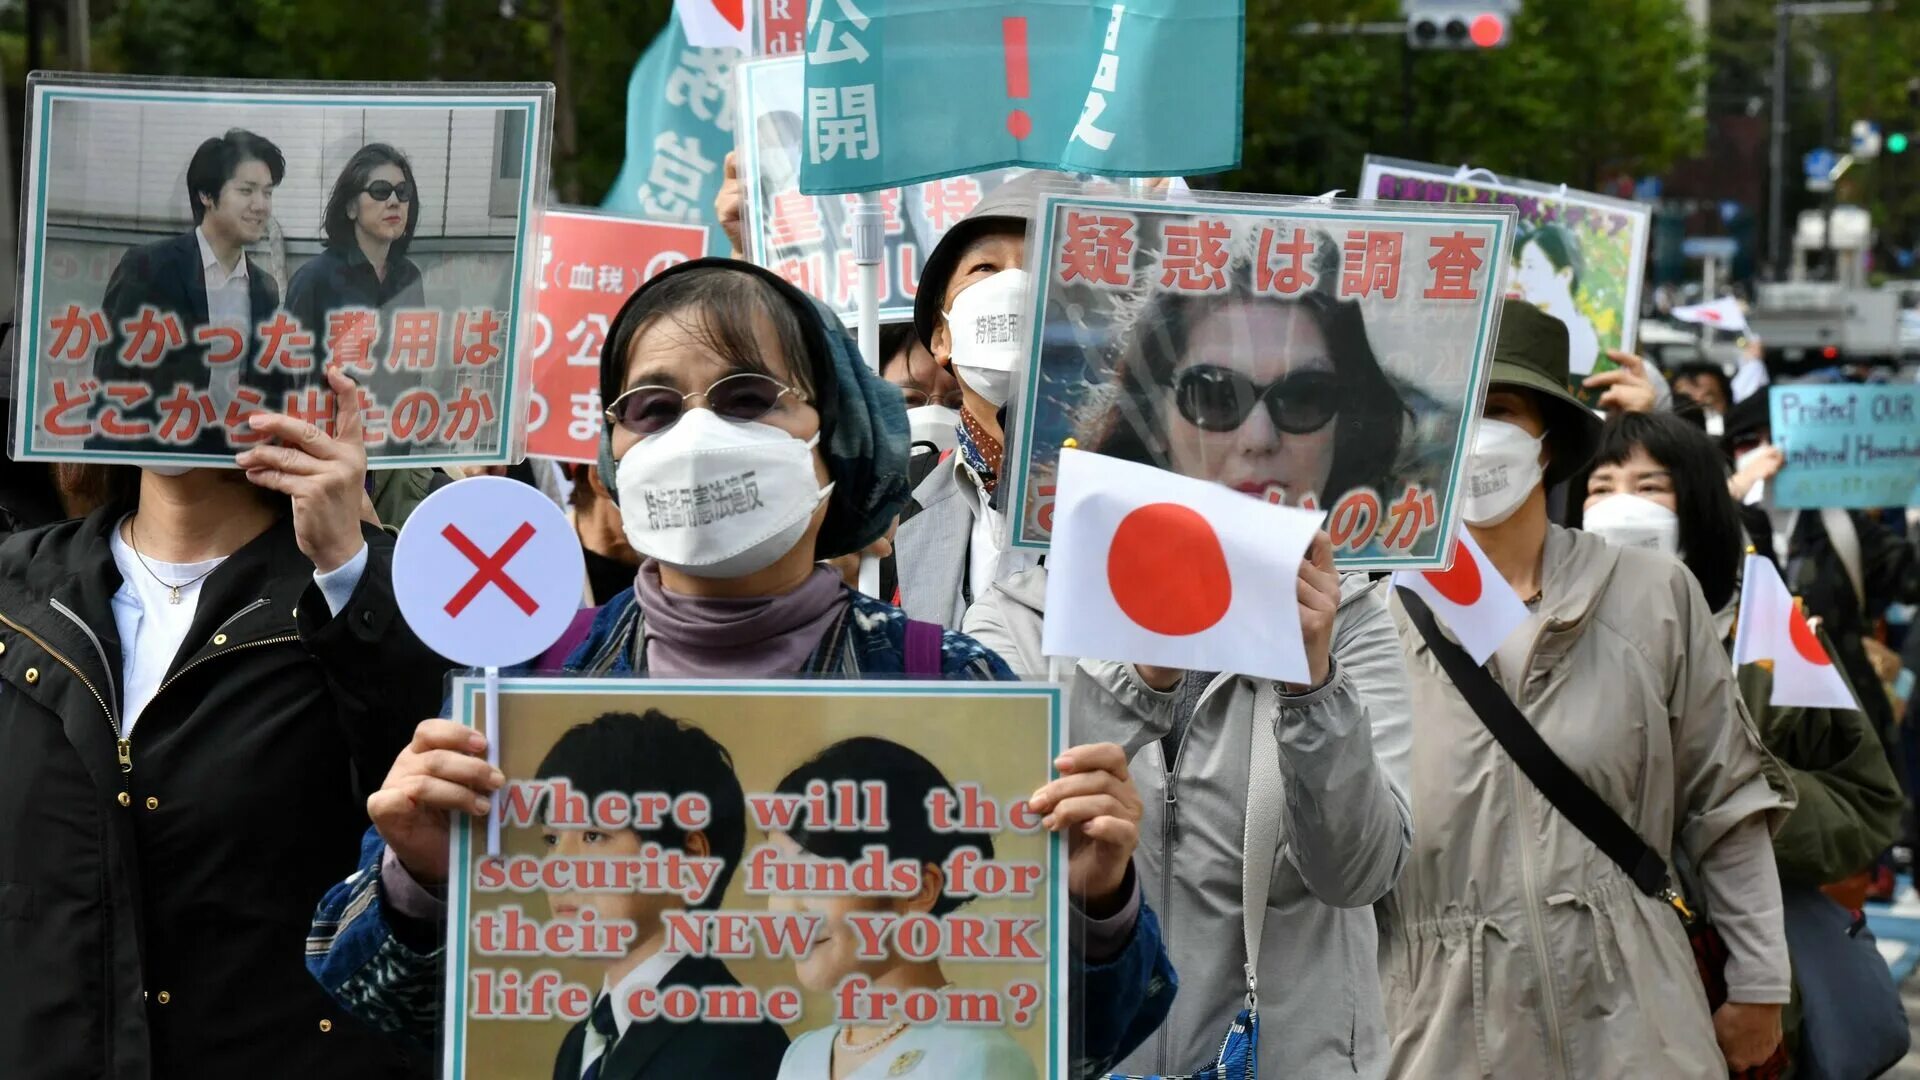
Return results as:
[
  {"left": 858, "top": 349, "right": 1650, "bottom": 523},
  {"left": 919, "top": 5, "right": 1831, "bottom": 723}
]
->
[
  {"left": 797, "top": 0, "right": 1244, "bottom": 195},
  {"left": 14, "top": 75, "right": 551, "bottom": 469},
  {"left": 526, "top": 211, "right": 708, "bottom": 463},
  {"left": 737, "top": 56, "right": 1026, "bottom": 326},
  {"left": 1767, "top": 384, "right": 1920, "bottom": 510},
  {"left": 444, "top": 678, "right": 1066, "bottom": 1079},
  {"left": 1360, "top": 156, "right": 1650, "bottom": 405},
  {"left": 1002, "top": 187, "right": 1515, "bottom": 572}
]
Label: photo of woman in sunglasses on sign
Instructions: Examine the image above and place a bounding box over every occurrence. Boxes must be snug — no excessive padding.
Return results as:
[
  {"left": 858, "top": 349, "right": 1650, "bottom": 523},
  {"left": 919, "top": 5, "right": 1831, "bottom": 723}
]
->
[
  {"left": 1079, "top": 226, "right": 1407, "bottom": 516},
  {"left": 284, "top": 143, "right": 427, "bottom": 369}
]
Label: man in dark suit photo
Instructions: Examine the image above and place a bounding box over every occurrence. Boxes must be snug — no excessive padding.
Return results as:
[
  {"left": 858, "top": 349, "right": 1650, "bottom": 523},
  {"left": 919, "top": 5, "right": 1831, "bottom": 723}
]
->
[
  {"left": 90, "top": 128, "right": 287, "bottom": 455},
  {"left": 536, "top": 710, "right": 790, "bottom": 1080}
]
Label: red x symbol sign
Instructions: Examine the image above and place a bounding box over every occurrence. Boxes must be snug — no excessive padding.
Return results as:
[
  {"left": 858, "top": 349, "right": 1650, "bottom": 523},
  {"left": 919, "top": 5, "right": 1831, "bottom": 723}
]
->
[{"left": 443, "top": 522, "right": 540, "bottom": 617}]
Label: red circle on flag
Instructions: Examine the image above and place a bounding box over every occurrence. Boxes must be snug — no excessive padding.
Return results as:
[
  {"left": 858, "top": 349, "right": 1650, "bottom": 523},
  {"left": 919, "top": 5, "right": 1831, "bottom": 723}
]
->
[
  {"left": 1787, "top": 608, "right": 1829, "bottom": 665},
  {"left": 714, "top": 0, "right": 746, "bottom": 31},
  {"left": 1423, "top": 538, "right": 1483, "bottom": 605},
  {"left": 1106, "top": 503, "right": 1232, "bottom": 636}
]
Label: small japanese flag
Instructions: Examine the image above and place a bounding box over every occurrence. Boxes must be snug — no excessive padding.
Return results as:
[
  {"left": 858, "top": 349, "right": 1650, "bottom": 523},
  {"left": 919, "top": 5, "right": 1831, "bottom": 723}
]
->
[
  {"left": 1733, "top": 554, "right": 1859, "bottom": 710},
  {"left": 1390, "top": 530, "right": 1529, "bottom": 665},
  {"left": 675, "top": 0, "right": 749, "bottom": 51},
  {"left": 1041, "top": 449, "right": 1321, "bottom": 685},
  {"left": 1672, "top": 297, "right": 1749, "bottom": 335}
]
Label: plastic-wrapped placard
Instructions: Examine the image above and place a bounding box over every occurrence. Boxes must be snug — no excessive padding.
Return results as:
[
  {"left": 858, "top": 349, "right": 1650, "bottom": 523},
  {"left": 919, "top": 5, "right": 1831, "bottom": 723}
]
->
[
  {"left": 441, "top": 676, "right": 1070, "bottom": 1078},
  {"left": 735, "top": 56, "right": 1025, "bottom": 327},
  {"left": 13, "top": 74, "right": 552, "bottom": 469},
  {"left": 1359, "top": 156, "right": 1652, "bottom": 408},
  {"left": 1002, "top": 185, "right": 1517, "bottom": 572}
]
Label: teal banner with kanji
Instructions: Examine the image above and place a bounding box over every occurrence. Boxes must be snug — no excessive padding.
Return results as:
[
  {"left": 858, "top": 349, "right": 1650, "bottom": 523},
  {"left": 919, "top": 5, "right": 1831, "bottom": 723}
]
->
[
  {"left": 604, "top": 11, "right": 737, "bottom": 253},
  {"left": 797, "top": 0, "right": 1244, "bottom": 196}
]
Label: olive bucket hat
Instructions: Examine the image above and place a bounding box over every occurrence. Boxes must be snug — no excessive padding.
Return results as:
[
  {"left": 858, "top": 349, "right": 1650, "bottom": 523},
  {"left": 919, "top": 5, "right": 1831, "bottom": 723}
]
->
[{"left": 1487, "top": 298, "right": 1604, "bottom": 486}]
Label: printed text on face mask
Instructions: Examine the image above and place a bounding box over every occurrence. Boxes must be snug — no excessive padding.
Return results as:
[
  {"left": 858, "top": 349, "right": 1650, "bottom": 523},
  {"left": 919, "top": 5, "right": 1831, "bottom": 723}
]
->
[
  {"left": 644, "top": 473, "right": 767, "bottom": 530},
  {"left": 1467, "top": 466, "right": 1510, "bottom": 499},
  {"left": 973, "top": 313, "right": 1020, "bottom": 346}
]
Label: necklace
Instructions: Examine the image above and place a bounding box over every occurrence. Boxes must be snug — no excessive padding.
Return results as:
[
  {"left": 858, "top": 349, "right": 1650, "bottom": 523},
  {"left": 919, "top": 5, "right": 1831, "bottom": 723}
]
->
[
  {"left": 126, "top": 518, "right": 221, "bottom": 605},
  {"left": 836, "top": 982, "right": 955, "bottom": 1055}
]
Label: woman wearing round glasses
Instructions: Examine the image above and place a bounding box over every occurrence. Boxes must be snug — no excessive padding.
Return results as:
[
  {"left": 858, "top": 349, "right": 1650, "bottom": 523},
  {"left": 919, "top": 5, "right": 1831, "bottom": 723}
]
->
[
  {"left": 307, "top": 259, "right": 1177, "bottom": 1076},
  {"left": 285, "top": 143, "right": 426, "bottom": 372}
]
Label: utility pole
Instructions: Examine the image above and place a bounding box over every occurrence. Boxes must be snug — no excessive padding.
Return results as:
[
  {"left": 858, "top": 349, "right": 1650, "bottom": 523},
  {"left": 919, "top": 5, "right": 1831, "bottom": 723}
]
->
[
  {"left": 1767, "top": 1, "right": 1877, "bottom": 279},
  {"left": 65, "top": 0, "right": 89, "bottom": 71}
]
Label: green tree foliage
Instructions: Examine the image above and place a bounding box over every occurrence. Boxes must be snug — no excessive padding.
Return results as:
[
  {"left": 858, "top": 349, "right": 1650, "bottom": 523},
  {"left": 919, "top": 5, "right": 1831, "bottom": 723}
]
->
[{"left": 1229, "top": 0, "right": 1705, "bottom": 195}]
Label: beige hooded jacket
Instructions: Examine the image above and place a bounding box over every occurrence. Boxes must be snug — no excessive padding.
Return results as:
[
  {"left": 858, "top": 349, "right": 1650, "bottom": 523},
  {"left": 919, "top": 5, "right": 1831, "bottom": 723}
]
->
[{"left": 1381, "top": 526, "right": 1794, "bottom": 1079}]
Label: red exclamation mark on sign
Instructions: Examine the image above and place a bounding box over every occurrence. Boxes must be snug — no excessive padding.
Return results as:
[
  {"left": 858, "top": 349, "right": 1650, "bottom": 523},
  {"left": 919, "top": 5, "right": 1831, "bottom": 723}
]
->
[{"left": 1004, "top": 16, "right": 1033, "bottom": 140}]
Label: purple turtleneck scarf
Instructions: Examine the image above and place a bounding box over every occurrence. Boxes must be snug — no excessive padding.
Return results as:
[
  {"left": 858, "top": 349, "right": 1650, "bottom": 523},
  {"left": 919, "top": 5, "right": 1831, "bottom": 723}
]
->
[{"left": 634, "top": 560, "right": 849, "bottom": 677}]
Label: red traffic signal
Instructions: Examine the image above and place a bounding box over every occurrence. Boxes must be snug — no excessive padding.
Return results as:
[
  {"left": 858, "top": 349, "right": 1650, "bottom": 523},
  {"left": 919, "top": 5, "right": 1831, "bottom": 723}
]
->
[
  {"left": 1469, "top": 12, "right": 1506, "bottom": 47},
  {"left": 1406, "top": 9, "right": 1510, "bottom": 50}
]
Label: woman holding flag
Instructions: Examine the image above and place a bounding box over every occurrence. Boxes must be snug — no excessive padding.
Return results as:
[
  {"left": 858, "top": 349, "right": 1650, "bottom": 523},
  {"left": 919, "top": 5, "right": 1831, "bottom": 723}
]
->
[
  {"left": 1575, "top": 408, "right": 1903, "bottom": 1068},
  {"left": 304, "top": 259, "right": 1176, "bottom": 1075},
  {"left": 1383, "top": 300, "right": 1793, "bottom": 1078}
]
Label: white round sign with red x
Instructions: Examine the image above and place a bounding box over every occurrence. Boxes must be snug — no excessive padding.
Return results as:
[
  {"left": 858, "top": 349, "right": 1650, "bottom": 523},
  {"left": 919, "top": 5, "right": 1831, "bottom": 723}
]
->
[{"left": 392, "top": 476, "right": 586, "bottom": 669}]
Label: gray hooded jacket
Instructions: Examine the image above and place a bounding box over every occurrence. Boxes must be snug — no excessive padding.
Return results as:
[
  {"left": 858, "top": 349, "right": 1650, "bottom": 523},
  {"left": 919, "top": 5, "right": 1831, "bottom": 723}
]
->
[{"left": 966, "top": 568, "right": 1412, "bottom": 1079}]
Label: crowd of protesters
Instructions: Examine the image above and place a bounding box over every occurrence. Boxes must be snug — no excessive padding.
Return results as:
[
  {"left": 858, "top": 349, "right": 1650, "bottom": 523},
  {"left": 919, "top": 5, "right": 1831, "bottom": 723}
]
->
[{"left": 0, "top": 146, "right": 1916, "bottom": 1080}]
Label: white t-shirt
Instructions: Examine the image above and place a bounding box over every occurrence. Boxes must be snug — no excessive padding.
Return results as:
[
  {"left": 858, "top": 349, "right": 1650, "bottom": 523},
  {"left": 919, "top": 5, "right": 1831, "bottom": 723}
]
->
[{"left": 109, "top": 521, "right": 225, "bottom": 735}]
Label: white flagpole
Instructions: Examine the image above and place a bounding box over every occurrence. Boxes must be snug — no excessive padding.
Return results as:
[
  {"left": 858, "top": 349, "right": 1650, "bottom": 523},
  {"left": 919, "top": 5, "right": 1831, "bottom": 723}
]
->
[{"left": 853, "top": 189, "right": 885, "bottom": 598}]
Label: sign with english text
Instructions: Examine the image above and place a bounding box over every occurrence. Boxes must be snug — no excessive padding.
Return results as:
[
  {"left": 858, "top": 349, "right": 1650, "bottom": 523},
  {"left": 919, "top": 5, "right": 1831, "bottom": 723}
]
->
[
  {"left": 443, "top": 677, "right": 1067, "bottom": 1079},
  {"left": 1768, "top": 384, "right": 1920, "bottom": 509}
]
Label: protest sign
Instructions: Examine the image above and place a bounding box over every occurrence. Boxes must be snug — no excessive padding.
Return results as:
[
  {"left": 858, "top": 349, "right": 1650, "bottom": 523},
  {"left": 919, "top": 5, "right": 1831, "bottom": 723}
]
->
[
  {"left": 797, "top": 0, "right": 1244, "bottom": 196},
  {"left": 754, "top": 0, "right": 807, "bottom": 56},
  {"left": 1360, "top": 156, "right": 1650, "bottom": 404},
  {"left": 527, "top": 210, "right": 709, "bottom": 462},
  {"left": 738, "top": 57, "right": 1026, "bottom": 325},
  {"left": 1003, "top": 188, "right": 1514, "bottom": 572},
  {"left": 1767, "top": 383, "right": 1920, "bottom": 509},
  {"left": 604, "top": 13, "right": 736, "bottom": 253},
  {"left": 12, "top": 75, "right": 550, "bottom": 469},
  {"left": 443, "top": 677, "right": 1067, "bottom": 1079}
]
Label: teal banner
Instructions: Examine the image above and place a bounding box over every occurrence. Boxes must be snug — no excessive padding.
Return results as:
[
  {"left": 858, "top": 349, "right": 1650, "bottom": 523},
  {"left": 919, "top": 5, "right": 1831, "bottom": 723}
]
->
[
  {"left": 604, "top": 12, "right": 737, "bottom": 252},
  {"left": 1769, "top": 384, "right": 1920, "bottom": 509},
  {"left": 798, "top": 0, "right": 1244, "bottom": 196}
]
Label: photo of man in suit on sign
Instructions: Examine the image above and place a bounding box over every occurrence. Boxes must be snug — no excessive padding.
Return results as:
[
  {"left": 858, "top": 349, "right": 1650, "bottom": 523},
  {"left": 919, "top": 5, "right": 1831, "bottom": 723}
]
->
[
  {"left": 90, "top": 128, "right": 288, "bottom": 454},
  {"left": 536, "top": 710, "right": 790, "bottom": 1080}
]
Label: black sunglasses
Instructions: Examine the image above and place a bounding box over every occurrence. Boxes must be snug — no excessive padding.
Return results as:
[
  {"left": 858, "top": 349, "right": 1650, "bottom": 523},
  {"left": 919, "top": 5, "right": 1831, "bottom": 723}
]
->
[
  {"left": 603, "top": 372, "right": 807, "bottom": 436},
  {"left": 364, "top": 181, "right": 413, "bottom": 204},
  {"left": 1170, "top": 366, "right": 1340, "bottom": 435}
]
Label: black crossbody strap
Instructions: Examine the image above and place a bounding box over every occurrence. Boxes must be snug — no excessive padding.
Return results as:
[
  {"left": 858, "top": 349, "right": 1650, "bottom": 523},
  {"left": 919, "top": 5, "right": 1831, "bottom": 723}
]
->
[{"left": 1398, "top": 588, "right": 1671, "bottom": 899}]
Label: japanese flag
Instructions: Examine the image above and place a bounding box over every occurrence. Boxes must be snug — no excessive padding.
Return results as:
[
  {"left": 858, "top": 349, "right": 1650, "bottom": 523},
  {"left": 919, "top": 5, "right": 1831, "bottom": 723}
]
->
[
  {"left": 1390, "top": 530, "right": 1529, "bottom": 665},
  {"left": 1041, "top": 449, "right": 1320, "bottom": 685},
  {"left": 1733, "top": 554, "right": 1859, "bottom": 710},
  {"left": 1672, "top": 297, "right": 1750, "bottom": 335},
  {"left": 675, "top": 0, "right": 749, "bottom": 51}
]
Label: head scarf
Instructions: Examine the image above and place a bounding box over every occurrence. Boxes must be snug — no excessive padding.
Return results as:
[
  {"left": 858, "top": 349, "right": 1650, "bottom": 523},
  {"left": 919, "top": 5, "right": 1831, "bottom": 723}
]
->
[{"left": 596, "top": 258, "right": 911, "bottom": 560}]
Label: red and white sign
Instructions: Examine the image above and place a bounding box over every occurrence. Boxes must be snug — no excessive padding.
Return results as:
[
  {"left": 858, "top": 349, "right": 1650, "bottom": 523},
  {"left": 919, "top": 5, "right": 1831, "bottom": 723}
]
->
[
  {"left": 528, "top": 211, "right": 709, "bottom": 463},
  {"left": 1391, "top": 530, "right": 1529, "bottom": 665},
  {"left": 1733, "top": 553, "right": 1858, "bottom": 710},
  {"left": 754, "top": 0, "right": 806, "bottom": 56},
  {"left": 1671, "top": 297, "right": 1749, "bottom": 335},
  {"left": 392, "top": 477, "right": 586, "bottom": 669},
  {"left": 677, "top": 0, "right": 750, "bottom": 51},
  {"left": 1041, "top": 449, "right": 1321, "bottom": 684}
]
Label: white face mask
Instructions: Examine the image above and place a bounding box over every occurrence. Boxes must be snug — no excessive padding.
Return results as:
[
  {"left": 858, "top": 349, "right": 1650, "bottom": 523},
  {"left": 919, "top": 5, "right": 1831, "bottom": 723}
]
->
[
  {"left": 1462, "top": 418, "right": 1545, "bottom": 527},
  {"left": 907, "top": 404, "right": 961, "bottom": 452},
  {"left": 1582, "top": 493, "right": 1680, "bottom": 556},
  {"left": 614, "top": 408, "right": 834, "bottom": 579},
  {"left": 944, "top": 268, "right": 1030, "bottom": 410},
  {"left": 1704, "top": 411, "right": 1725, "bottom": 438},
  {"left": 145, "top": 464, "right": 195, "bottom": 478}
]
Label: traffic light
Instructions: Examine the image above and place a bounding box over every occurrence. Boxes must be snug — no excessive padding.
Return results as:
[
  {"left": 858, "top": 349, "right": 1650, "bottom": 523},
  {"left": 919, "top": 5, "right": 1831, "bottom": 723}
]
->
[
  {"left": 1890, "top": 132, "right": 1910, "bottom": 155},
  {"left": 1406, "top": 10, "right": 1509, "bottom": 50}
]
